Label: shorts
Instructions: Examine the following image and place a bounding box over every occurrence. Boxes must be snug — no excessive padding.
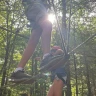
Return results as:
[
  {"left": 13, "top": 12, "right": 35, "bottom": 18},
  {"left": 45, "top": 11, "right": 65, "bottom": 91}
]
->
[
  {"left": 51, "top": 68, "right": 67, "bottom": 85},
  {"left": 22, "top": 0, "right": 48, "bottom": 29}
]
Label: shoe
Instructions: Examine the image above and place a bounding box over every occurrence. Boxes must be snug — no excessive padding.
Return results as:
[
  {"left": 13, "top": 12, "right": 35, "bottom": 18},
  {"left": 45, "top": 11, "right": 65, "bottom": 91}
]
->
[
  {"left": 40, "top": 54, "right": 53, "bottom": 68},
  {"left": 40, "top": 54, "right": 63, "bottom": 69},
  {"left": 10, "top": 70, "right": 31, "bottom": 82}
]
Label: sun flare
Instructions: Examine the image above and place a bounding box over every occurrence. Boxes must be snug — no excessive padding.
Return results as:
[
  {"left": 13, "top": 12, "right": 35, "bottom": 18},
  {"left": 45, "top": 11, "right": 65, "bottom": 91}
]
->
[{"left": 48, "top": 14, "right": 55, "bottom": 23}]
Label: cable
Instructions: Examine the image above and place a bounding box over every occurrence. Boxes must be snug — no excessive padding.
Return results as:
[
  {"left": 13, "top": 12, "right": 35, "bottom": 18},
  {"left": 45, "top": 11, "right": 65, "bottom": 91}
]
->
[
  {"left": 67, "top": 0, "right": 72, "bottom": 53},
  {"left": 68, "top": 33, "right": 96, "bottom": 54},
  {"left": 51, "top": 1, "right": 67, "bottom": 56}
]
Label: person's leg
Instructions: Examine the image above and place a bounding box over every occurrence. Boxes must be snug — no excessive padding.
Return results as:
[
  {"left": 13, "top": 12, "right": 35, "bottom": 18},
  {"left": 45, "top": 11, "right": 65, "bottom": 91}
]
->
[
  {"left": 17, "top": 16, "right": 52, "bottom": 68},
  {"left": 38, "top": 17, "right": 52, "bottom": 56},
  {"left": 12, "top": 15, "right": 52, "bottom": 72},
  {"left": 47, "top": 77, "right": 67, "bottom": 96},
  {"left": 47, "top": 84, "right": 54, "bottom": 96},
  {"left": 40, "top": 19, "right": 52, "bottom": 55},
  {"left": 10, "top": 1, "right": 52, "bottom": 81},
  {"left": 17, "top": 27, "right": 42, "bottom": 68},
  {"left": 10, "top": 27, "right": 42, "bottom": 80},
  {"left": 11, "top": 17, "right": 52, "bottom": 79},
  {"left": 53, "top": 79, "right": 64, "bottom": 96},
  {"left": 47, "top": 79, "right": 64, "bottom": 96}
]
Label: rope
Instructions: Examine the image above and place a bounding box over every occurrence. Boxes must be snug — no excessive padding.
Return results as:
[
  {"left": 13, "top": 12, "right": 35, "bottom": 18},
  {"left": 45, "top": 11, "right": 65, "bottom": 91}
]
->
[
  {"left": 51, "top": 0, "right": 67, "bottom": 56},
  {"left": 9, "top": 73, "right": 44, "bottom": 87},
  {"left": 2, "top": 73, "right": 46, "bottom": 88},
  {"left": 7, "top": 33, "right": 96, "bottom": 87},
  {"left": 68, "top": 33, "right": 96, "bottom": 54},
  {"left": 67, "top": 0, "right": 72, "bottom": 53}
]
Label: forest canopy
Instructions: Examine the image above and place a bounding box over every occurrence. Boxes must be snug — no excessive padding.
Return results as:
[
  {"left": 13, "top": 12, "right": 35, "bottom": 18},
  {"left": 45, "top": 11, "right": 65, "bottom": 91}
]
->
[{"left": 0, "top": 0, "right": 96, "bottom": 96}]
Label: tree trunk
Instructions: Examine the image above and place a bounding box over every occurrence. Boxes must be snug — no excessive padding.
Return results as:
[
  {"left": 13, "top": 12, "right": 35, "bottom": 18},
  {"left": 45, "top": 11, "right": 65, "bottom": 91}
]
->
[
  {"left": 66, "top": 62, "right": 72, "bottom": 96},
  {"left": 73, "top": 53, "right": 78, "bottom": 96},
  {"left": 83, "top": 51, "right": 92, "bottom": 96}
]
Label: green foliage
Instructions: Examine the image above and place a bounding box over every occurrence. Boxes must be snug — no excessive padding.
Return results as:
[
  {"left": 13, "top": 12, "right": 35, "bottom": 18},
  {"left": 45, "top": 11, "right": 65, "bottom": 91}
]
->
[{"left": 0, "top": 0, "right": 96, "bottom": 96}]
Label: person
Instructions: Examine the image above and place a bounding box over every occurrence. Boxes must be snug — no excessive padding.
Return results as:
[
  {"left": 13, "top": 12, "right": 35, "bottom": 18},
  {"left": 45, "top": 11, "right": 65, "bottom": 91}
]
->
[
  {"left": 47, "top": 46, "right": 67, "bottom": 96},
  {"left": 10, "top": 0, "right": 53, "bottom": 81}
]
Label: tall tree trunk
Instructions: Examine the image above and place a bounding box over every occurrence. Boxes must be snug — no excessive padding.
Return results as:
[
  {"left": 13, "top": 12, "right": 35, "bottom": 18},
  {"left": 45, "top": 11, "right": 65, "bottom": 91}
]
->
[
  {"left": 81, "top": 78, "right": 84, "bottom": 96},
  {"left": 66, "top": 62, "right": 72, "bottom": 96},
  {"left": 79, "top": 26, "right": 92, "bottom": 96},
  {"left": 80, "top": 32, "right": 92, "bottom": 96},
  {"left": 62, "top": 0, "right": 72, "bottom": 95},
  {"left": 0, "top": 9, "right": 10, "bottom": 96},
  {"left": 83, "top": 50, "right": 92, "bottom": 96},
  {"left": 73, "top": 53, "right": 78, "bottom": 96},
  {"left": 91, "top": 69, "right": 96, "bottom": 96},
  {"left": 34, "top": 59, "right": 38, "bottom": 96},
  {"left": 62, "top": 0, "right": 67, "bottom": 41},
  {"left": 73, "top": 25, "right": 78, "bottom": 96}
]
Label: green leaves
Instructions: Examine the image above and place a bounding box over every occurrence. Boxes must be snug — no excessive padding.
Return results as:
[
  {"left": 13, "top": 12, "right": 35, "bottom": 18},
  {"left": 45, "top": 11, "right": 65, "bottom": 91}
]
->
[{"left": 0, "top": 0, "right": 96, "bottom": 96}]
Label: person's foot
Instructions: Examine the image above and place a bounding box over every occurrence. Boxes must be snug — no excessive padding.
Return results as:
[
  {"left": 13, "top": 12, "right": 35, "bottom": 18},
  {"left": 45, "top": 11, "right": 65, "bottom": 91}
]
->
[
  {"left": 40, "top": 54, "right": 63, "bottom": 69},
  {"left": 40, "top": 54, "right": 53, "bottom": 68},
  {"left": 9, "top": 70, "right": 31, "bottom": 82}
]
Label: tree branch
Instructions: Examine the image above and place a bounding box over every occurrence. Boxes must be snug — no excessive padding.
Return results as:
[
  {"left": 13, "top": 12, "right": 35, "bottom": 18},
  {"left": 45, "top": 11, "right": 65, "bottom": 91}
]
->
[{"left": 0, "top": 26, "right": 29, "bottom": 39}]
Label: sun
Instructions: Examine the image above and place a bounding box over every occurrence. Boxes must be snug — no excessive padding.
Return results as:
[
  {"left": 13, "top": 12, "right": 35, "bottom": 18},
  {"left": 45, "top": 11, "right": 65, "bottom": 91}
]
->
[{"left": 48, "top": 14, "right": 55, "bottom": 23}]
